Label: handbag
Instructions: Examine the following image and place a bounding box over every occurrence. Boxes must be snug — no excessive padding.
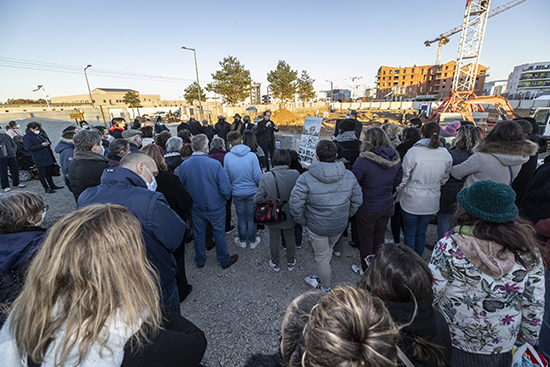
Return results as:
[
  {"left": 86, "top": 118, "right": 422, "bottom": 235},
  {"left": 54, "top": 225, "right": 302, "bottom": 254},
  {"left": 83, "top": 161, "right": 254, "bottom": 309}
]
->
[
  {"left": 254, "top": 172, "right": 287, "bottom": 224},
  {"left": 513, "top": 343, "right": 548, "bottom": 367}
]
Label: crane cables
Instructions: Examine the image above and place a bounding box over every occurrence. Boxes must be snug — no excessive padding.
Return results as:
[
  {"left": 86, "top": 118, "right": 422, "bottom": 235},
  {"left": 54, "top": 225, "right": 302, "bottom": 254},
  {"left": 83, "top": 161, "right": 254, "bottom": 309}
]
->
[{"left": 0, "top": 57, "right": 206, "bottom": 84}]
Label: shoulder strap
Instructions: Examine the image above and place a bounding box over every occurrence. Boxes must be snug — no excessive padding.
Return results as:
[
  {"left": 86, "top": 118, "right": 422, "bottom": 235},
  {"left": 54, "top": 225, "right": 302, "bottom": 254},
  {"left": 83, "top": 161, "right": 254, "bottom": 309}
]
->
[
  {"left": 272, "top": 171, "right": 281, "bottom": 200},
  {"left": 508, "top": 165, "right": 513, "bottom": 186},
  {"left": 397, "top": 346, "right": 415, "bottom": 367}
]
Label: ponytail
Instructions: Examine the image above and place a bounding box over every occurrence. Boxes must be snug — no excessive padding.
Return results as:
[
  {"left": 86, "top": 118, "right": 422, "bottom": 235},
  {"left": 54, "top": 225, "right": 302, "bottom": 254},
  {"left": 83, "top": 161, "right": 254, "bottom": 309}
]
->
[
  {"left": 421, "top": 122, "right": 441, "bottom": 149},
  {"left": 411, "top": 335, "right": 447, "bottom": 366}
]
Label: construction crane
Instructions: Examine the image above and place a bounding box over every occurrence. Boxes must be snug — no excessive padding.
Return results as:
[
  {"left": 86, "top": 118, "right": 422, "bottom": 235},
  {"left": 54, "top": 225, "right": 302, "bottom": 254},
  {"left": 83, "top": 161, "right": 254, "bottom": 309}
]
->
[
  {"left": 429, "top": 0, "right": 518, "bottom": 123},
  {"left": 425, "top": 0, "right": 527, "bottom": 65}
]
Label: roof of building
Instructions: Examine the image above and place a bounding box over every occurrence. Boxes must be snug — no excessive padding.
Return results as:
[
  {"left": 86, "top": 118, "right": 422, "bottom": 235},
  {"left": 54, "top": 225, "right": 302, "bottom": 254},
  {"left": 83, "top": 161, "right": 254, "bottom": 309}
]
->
[{"left": 93, "top": 88, "right": 138, "bottom": 93}]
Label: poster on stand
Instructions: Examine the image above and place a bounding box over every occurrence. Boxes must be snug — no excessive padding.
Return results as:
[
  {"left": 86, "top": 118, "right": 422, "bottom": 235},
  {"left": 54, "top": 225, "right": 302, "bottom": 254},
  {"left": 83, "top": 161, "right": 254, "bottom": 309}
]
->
[{"left": 298, "top": 117, "right": 323, "bottom": 166}]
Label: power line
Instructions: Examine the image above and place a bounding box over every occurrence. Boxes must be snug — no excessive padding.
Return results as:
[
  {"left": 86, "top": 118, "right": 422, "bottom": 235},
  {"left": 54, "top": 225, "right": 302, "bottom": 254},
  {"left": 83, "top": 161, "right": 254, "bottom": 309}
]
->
[{"left": 0, "top": 57, "right": 210, "bottom": 84}]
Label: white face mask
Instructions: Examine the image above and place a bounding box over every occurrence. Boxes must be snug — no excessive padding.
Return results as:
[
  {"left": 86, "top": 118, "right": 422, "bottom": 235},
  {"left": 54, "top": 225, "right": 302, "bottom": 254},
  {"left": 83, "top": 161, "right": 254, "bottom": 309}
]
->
[
  {"left": 35, "top": 210, "right": 46, "bottom": 227},
  {"left": 141, "top": 164, "right": 158, "bottom": 191},
  {"left": 159, "top": 122, "right": 164, "bottom": 126},
  {"left": 99, "top": 145, "right": 105, "bottom": 156},
  {"left": 34, "top": 130, "right": 41, "bottom": 135}
]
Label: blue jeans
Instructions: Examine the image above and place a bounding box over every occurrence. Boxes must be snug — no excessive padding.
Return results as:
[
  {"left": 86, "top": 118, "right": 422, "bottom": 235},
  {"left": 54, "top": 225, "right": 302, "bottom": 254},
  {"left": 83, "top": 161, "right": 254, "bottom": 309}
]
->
[
  {"left": 539, "top": 267, "right": 550, "bottom": 360},
  {"left": 192, "top": 211, "right": 231, "bottom": 267},
  {"left": 233, "top": 194, "right": 256, "bottom": 242},
  {"left": 402, "top": 210, "right": 433, "bottom": 257},
  {"left": 437, "top": 212, "right": 454, "bottom": 241}
]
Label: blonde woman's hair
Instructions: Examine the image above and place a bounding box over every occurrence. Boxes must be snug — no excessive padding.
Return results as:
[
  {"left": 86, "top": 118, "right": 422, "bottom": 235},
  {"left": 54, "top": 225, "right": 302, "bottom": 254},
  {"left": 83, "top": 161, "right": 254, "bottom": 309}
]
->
[
  {"left": 10, "top": 204, "right": 162, "bottom": 366},
  {"left": 141, "top": 143, "right": 167, "bottom": 172},
  {"left": 303, "top": 286, "right": 399, "bottom": 367},
  {"left": 0, "top": 192, "right": 44, "bottom": 233},
  {"left": 361, "top": 127, "right": 392, "bottom": 153}
]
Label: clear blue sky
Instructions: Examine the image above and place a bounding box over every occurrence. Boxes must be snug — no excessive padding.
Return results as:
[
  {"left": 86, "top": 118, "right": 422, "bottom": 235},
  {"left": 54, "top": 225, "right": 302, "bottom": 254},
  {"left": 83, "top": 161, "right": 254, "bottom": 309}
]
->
[{"left": 1, "top": 0, "right": 548, "bottom": 103}]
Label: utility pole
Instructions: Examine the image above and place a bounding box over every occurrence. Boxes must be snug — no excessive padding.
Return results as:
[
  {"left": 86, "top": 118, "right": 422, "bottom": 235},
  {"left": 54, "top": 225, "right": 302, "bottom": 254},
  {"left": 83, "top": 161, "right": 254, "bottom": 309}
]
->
[
  {"left": 182, "top": 46, "right": 202, "bottom": 119},
  {"left": 84, "top": 65, "right": 94, "bottom": 108},
  {"left": 33, "top": 85, "right": 50, "bottom": 111},
  {"left": 326, "top": 80, "right": 333, "bottom": 111}
]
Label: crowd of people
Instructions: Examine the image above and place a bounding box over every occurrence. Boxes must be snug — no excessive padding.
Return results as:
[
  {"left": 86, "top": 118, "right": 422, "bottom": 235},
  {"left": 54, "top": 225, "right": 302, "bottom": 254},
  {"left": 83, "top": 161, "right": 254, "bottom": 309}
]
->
[{"left": 0, "top": 111, "right": 549, "bottom": 366}]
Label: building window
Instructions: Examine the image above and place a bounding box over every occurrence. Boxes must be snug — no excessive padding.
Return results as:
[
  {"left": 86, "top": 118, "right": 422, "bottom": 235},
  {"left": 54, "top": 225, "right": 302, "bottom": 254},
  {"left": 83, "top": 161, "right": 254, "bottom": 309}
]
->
[
  {"left": 103, "top": 100, "right": 106, "bottom": 103},
  {"left": 403, "top": 69, "right": 406, "bottom": 73},
  {"left": 421, "top": 69, "right": 424, "bottom": 74},
  {"left": 402, "top": 82, "right": 405, "bottom": 86},
  {"left": 412, "top": 68, "right": 415, "bottom": 73},
  {"left": 445, "top": 66, "right": 448, "bottom": 70},
  {"left": 395, "top": 69, "right": 399, "bottom": 74},
  {"left": 382, "top": 83, "right": 385, "bottom": 87},
  {"left": 444, "top": 73, "right": 447, "bottom": 77},
  {"left": 383, "top": 71, "right": 386, "bottom": 75},
  {"left": 403, "top": 76, "right": 405, "bottom": 80},
  {"left": 389, "top": 70, "right": 392, "bottom": 74}
]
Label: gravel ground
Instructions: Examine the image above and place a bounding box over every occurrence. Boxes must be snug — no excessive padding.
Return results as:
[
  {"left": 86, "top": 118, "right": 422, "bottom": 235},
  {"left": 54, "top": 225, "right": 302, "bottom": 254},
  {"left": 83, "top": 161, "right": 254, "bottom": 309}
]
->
[{"left": 1, "top": 118, "right": 439, "bottom": 367}]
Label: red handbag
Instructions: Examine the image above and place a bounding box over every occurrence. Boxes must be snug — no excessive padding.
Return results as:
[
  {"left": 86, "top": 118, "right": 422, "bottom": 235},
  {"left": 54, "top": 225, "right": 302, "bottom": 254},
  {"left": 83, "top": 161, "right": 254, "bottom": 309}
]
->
[{"left": 254, "top": 172, "right": 287, "bottom": 224}]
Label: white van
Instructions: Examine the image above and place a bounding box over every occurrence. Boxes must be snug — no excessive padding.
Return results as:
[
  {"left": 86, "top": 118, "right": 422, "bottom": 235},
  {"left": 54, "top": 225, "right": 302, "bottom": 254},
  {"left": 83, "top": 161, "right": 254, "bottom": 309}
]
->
[{"left": 532, "top": 107, "right": 550, "bottom": 138}]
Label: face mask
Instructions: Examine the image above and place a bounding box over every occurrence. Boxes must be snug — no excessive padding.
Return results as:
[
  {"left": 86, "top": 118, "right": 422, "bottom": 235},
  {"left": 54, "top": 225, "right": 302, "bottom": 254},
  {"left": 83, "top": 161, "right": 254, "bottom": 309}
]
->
[
  {"left": 141, "top": 164, "right": 158, "bottom": 191},
  {"left": 34, "top": 130, "right": 41, "bottom": 135},
  {"left": 35, "top": 210, "right": 46, "bottom": 227},
  {"left": 99, "top": 146, "right": 105, "bottom": 156},
  {"left": 346, "top": 115, "right": 351, "bottom": 119},
  {"left": 159, "top": 122, "right": 164, "bottom": 126},
  {"left": 16, "top": 125, "right": 20, "bottom": 128}
]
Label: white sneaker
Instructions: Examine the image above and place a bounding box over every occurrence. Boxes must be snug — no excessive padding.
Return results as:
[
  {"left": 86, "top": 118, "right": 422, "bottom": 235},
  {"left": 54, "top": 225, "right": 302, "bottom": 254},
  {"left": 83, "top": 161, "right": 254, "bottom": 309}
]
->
[
  {"left": 4, "top": 187, "right": 11, "bottom": 192},
  {"left": 18, "top": 184, "right": 26, "bottom": 188},
  {"left": 333, "top": 250, "right": 341, "bottom": 257},
  {"left": 250, "top": 236, "right": 261, "bottom": 249},
  {"left": 287, "top": 260, "right": 296, "bottom": 271},
  {"left": 234, "top": 237, "right": 246, "bottom": 248},
  {"left": 304, "top": 276, "right": 320, "bottom": 289},
  {"left": 351, "top": 264, "right": 364, "bottom": 276},
  {"left": 269, "top": 260, "right": 280, "bottom": 272}
]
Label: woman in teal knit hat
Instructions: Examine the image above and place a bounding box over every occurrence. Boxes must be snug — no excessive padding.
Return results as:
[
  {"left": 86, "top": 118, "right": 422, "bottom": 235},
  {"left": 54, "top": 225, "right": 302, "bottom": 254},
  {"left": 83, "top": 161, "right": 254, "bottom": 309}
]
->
[{"left": 429, "top": 180, "right": 545, "bottom": 367}]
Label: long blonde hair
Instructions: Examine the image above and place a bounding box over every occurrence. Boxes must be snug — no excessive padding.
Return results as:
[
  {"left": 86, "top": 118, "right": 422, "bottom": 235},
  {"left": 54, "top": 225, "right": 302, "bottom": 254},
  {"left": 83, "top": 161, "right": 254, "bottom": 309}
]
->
[{"left": 10, "top": 204, "right": 162, "bottom": 366}]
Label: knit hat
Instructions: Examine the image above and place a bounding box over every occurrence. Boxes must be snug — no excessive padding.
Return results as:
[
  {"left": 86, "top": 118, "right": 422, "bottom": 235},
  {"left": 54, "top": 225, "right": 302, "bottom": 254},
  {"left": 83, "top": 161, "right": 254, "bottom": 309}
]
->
[
  {"left": 339, "top": 119, "right": 356, "bottom": 133},
  {"left": 440, "top": 121, "right": 461, "bottom": 137},
  {"left": 121, "top": 129, "right": 142, "bottom": 139},
  {"left": 456, "top": 180, "right": 518, "bottom": 223}
]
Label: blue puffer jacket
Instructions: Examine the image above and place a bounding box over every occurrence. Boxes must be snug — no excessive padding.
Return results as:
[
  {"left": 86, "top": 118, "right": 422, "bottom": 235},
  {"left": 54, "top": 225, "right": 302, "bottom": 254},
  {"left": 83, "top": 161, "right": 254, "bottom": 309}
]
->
[
  {"left": 78, "top": 167, "right": 186, "bottom": 313},
  {"left": 178, "top": 153, "right": 232, "bottom": 215},
  {"left": 54, "top": 138, "right": 75, "bottom": 180},
  {"left": 351, "top": 146, "right": 403, "bottom": 213},
  {"left": 224, "top": 145, "right": 262, "bottom": 197},
  {"left": 0, "top": 228, "right": 46, "bottom": 304},
  {"left": 22, "top": 130, "right": 56, "bottom": 168}
]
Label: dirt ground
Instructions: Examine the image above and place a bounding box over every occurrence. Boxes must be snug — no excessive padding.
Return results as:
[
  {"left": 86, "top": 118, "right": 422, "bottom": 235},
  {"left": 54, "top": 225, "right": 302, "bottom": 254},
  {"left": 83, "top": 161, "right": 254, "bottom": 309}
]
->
[{"left": 0, "top": 118, "right": 440, "bottom": 367}]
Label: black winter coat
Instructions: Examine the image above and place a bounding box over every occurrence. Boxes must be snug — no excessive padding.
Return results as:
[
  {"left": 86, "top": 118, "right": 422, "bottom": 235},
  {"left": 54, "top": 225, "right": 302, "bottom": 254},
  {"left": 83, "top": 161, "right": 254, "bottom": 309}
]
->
[
  {"left": 0, "top": 132, "right": 17, "bottom": 158},
  {"left": 188, "top": 118, "right": 202, "bottom": 135},
  {"left": 517, "top": 161, "right": 550, "bottom": 224},
  {"left": 22, "top": 130, "right": 56, "bottom": 168},
  {"left": 214, "top": 120, "right": 231, "bottom": 141},
  {"left": 177, "top": 122, "right": 192, "bottom": 134},
  {"left": 68, "top": 150, "right": 109, "bottom": 200},
  {"left": 156, "top": 171, "right": 193, "bottom": 222},
  {"left": 384, "top": 297, "right": 452, "bottom": 367},
  {"left": 395, "top": 140, "right": 417, "bottom": 160},
  {"left": 439, "top": 149, "right": 471, "bottom": 214},
  {"left": 512, "top": 133, "right": 548, "bottom": 197}
]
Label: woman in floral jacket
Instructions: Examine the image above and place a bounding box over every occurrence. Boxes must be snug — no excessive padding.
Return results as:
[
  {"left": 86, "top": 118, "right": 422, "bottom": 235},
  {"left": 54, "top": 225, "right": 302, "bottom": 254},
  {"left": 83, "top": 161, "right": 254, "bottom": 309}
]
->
[{"left": 429, "top": 180, "right": 545, "bottom": 367}]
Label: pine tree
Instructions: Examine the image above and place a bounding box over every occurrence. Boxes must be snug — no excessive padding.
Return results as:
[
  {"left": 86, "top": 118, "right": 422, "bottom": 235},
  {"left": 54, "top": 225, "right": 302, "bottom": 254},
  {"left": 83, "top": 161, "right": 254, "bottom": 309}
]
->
[
  {"left": 122, "top": 91, "right": 141, "bottom": 116},
  {"left": 296, "top": 71, "right": 316, "bottom": 102},
  {"left": 206, "top": 56, "right": 252, "bottom": 105},
  {"left": 183, "top": 82, "right": 206, "bottom": 103},
  {"left": 267, "top": 60, "right": 298, "bottom": 103}
]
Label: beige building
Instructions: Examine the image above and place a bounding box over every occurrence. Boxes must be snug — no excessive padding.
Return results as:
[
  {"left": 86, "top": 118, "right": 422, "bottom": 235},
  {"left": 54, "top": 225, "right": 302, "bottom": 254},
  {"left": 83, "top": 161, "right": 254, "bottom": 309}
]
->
[{"left": 50, "top": 88, "right": 162, "bottom": 107}]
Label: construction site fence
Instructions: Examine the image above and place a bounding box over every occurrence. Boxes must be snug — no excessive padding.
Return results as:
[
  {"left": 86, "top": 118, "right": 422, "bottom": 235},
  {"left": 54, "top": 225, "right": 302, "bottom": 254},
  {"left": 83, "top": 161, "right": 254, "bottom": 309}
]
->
[{"left": 2, "top": 100, "right": 549, "bottom": 124}]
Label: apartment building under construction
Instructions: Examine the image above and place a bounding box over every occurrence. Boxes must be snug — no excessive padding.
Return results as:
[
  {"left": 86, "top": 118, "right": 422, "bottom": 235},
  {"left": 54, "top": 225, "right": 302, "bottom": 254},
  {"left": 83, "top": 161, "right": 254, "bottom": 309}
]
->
[{"left": 375, "top": 61, "right": 487, "bottom": 101}]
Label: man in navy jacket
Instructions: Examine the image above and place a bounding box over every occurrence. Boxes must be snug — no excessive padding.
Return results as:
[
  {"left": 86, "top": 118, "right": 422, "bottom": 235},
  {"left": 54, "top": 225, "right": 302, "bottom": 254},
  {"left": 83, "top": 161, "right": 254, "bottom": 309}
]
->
[
  {"left": 78, "top": 151, "right": 185, "bottom": 313},
  {"left": 178, "top": 134, "right": 238, "bottom": 269}
]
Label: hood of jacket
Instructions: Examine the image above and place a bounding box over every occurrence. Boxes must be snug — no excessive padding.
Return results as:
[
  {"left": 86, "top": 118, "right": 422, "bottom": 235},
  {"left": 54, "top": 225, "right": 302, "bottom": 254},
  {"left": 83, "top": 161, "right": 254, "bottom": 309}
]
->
[
  {"left": 335, "top": 131, "right": 358, "bottom": 143},
  {"left": 474, "top": 140, "right": 538, "bottom": 159},
  {"left": 359, "top": 146, "right": 401, "bottom": 169},
  {"left": 229, "top": 144, "right": 251, "bottom": 157},
  {"left": 454, "top": 227, "right": 515, "bottom": 278},
  {"left": 307, "top": 161, "right": 347, "bottom": 183},
  {"left": 100, "top": 167, "right": 147, "bottom": 189},
  {"left": 73, "top": 150, "right": 108, "bottom": 162},
  {"left": 0, "top": 227, "right": 46, "bottom": 274},
  {"left": 383, "top": 296, "right": 437, "bottom": 340},
  {"left": 54, "top": 138, "right": 74, "bottom": 153}
]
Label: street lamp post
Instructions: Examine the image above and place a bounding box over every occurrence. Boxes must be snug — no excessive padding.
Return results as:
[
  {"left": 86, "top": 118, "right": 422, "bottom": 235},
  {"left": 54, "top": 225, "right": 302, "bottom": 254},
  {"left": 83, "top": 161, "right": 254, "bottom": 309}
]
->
[
  {"left": 181, "top": 46, "right": 202, "bottom": 119},
  {"left": 326, "top": 80, "right": 333, "bottom": 111},
  {"left": 33, "top": 85, "right": 51, "bottom": 111},
  {"left": 84, "top": 65, "right": 94, "bottom": 108}
]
